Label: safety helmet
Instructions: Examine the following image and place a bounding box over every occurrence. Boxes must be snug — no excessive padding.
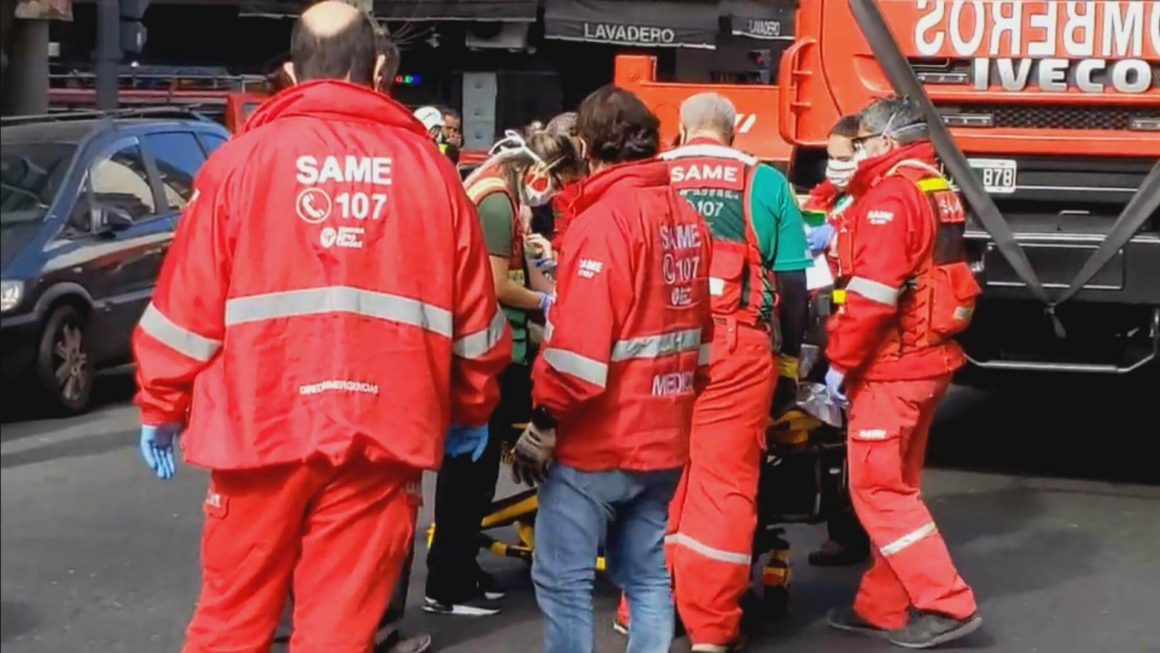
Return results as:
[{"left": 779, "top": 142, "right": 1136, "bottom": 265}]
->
[{"left": 414, "top": 106, "right": 444, "bottom": 132}]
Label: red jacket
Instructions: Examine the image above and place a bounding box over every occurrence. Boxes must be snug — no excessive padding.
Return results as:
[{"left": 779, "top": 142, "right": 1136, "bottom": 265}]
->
[
  {"left": 532, "top": 160, "right": 714, "bottom": 472},
  {"left": 826, "top": 142, "right": 965, "bottom": 381},
  {"left": 133, "top": 81, "right": 510, "bottom": 471}
]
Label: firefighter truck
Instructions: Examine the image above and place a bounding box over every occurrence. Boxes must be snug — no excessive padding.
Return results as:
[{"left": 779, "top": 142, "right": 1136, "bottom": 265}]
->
[{"left": 617, "top": 0, "right": 1160, "bottom": 377}]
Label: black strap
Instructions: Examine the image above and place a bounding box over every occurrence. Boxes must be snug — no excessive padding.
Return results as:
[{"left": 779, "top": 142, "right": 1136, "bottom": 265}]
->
[
  {"left": 1055, "top": 161, "right": 1160, "bottom": 305},
  {"left": 848, "top": 0, "right": 1064, "bottom": 337}
]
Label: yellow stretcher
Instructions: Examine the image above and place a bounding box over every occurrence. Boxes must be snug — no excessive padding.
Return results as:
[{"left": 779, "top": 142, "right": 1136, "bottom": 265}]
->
[{"left": 425, "top": 409, "right": 849, "bottom": 622}]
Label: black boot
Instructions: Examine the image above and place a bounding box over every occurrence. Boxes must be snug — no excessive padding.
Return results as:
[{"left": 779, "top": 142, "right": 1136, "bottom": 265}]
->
[
  {"left": 888, "top": 612, "right": 983, "bottom": 649},
  {"left": 826, "top": 606, "right": 889, "bottom": 638}
]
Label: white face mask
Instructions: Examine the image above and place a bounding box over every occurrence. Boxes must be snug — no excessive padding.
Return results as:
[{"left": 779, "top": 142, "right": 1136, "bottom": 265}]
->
[
  {"left": 852, "top": 145, "right": 870, "bottom": 167},
  {"left": 825, "top": 158, "right": 857, "bottom": 189},
  {"left": 522, "top": 183, "right": 556, "bottom": 207}
]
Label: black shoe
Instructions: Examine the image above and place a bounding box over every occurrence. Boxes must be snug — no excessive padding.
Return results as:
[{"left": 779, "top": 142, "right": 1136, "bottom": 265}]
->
[
  {"left": 826, "top": 607, "right": 889, "bottom": 637},
  {"left": 809, "top": 540, "right": 871, "bottom": 567},
  {"left": 376, "top": 630, "right": 434, "bottom": 653},
  {"left": 477, "top": 570, "right": 506, "bottom": 601},
  {"left": 888, "top": 612, "right": 983, "bottom": 649},
  {"left": 422, "top": 593, "right": 501, "bottom": 617}
]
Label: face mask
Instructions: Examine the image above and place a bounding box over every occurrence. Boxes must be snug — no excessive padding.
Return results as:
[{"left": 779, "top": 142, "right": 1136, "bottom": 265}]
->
[
  {"left": 852, "top": 145, "right": 870, "bottom": 167},
  {"left": 825, "top": 158, "right": 857, "bottom": 188},
  {"left": 522, "top": 167, "right": 557, "bottom": 207}
]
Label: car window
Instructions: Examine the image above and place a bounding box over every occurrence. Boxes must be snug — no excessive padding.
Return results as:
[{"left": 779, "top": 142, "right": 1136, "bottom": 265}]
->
[
  {"left": 90, "top": 143, "right": 155, "bottom": 221},
  {"left": 199, "top": 133, "right": 227, "bottom": 156},
  {"left": 63, "top": 178, "right": 94, "bottom": 238},
  {"left": 144, "top": 132, "right": 205, "bottom": 211}
]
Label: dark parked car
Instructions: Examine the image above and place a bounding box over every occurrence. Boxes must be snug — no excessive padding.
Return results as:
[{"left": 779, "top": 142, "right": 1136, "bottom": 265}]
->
[{"left": 1, "top": 112, "right": 230, "bottom": 414}]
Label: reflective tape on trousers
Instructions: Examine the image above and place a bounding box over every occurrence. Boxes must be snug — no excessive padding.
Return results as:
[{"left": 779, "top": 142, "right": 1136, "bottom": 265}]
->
[
  {"left": 138, "top": 303, "right": 222, "bottom": 362},
  {"left": 665, "top": 533, "right": 750, "bottom": 566},
  {"left": 880, "top": 522, "right": 937, "bottom": 556},
  {"left": 224, "top": 286, "right": 454, "bottom": 338}
]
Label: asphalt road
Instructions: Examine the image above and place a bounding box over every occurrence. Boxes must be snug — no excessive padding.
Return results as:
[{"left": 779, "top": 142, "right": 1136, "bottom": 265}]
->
[{"left": 2, "top": 372, "right": 1158, "bottom": 653}]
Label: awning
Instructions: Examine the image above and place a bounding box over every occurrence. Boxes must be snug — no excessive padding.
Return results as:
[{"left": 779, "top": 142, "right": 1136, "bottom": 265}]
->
[
  {"left": 543, "top": 0, "right": 720, "bottom": 50},
  {"left": 724, "top": 0, "right": 795, "bottom": 41},
  {"left": 239, "top": 0, "right": 538, "bottom": 21}
]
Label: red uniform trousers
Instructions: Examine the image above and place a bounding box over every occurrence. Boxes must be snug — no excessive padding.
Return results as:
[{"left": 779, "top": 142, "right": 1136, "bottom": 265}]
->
[
  {"left": 666, "top": 322, "right": 775, "bottom": 646},
  {"left": 846, "top": 374, "right": 977, "bottom": 630},
  {"left": 183, "top": 456, "right": 422, "bottom": 653}
]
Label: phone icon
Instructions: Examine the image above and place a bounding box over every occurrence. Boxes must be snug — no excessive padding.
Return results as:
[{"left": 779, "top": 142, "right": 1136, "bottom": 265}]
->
[{"left": 296, "top": 188, "right": 332, "bottom": 224}]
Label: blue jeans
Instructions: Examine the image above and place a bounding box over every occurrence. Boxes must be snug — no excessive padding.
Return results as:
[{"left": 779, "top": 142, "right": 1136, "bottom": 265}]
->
[{"left": 532, "top": 463, "right": 682, "bottom": 653}]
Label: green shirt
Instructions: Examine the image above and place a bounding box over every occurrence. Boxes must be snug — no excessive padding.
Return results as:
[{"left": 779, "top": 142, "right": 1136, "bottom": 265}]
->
[
  {"left": 749, "top": 164, "right": 812, "bottom": 273},
  {"left": 479, "top": 193, "right": 515, "bottom": 258},
  {"left": 748, "top": 164, "right": 812, "bottom": 321},
  {"left": 476, "top": 192, "right": 529, "bottom": 365}
]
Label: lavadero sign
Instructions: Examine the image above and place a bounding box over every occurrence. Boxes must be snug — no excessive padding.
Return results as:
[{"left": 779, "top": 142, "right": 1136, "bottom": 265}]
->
[{"left": 582, "top": 23, "right": 678, "bottom": 45}]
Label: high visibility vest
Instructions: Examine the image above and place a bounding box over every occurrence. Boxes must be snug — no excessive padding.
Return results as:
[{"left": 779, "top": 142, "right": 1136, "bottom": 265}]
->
[
  {"left": 661, "top": 143, "right": 767, "bottom": 326},
  {"left": 465, "top": 169, "right": 530, "bottom": 363},
  {"left": 836, "top": 159, "right": 981, "bottom": 355}
]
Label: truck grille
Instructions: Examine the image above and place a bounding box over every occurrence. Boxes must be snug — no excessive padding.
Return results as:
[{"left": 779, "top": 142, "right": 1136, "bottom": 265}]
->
[{"left": 942, "top": 104, "right": 1160, "bottom": 131}]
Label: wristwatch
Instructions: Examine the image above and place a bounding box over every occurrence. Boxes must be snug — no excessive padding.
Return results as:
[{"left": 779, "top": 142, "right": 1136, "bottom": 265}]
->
[{"left": 530, "top": 405, "right": 558, "bottom": 430}]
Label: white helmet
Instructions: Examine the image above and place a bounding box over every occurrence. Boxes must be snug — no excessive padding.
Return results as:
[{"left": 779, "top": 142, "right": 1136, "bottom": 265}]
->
[{"left": 413, "top": 106, "right": 444, "bottom": 132}]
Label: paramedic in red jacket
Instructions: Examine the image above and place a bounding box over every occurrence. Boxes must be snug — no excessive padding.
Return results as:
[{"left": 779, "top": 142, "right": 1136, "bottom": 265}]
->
[
  {"left": 824, "top": 96, "right": 982, "bottom": 649},
  {"left": 510, "top": 86, "right": 713, "bottom": 653},
  {"left": 657, "top": 92, "right": 812, "bottom": 652},
  {"left": 131, "top": 4, "right": 510, "bottom": 651}
]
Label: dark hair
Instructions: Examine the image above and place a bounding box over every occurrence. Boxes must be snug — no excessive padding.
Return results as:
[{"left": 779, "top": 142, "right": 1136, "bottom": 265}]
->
[
  {"left": 545, "top": 111, "right": 578, "bottom": 137},
  {"left": 576, "top": 85, "right": 660, "bottom": 164},
  {"left": 830, "top": 114, "right": 861, "bottom": 139},
  {"left": 441, "top": 107, "right": 461, "bottom": 122},
  {"left": 375, "top": 27, "right": 400, "bottom": 90},
  {"left": 290, "top": 10, "right": 377, "bottom": 85}
]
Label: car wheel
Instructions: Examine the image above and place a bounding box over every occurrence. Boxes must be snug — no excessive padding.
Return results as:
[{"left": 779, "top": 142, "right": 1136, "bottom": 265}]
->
[{"left": 36, "top": 305, "right": 93, "bottom": 415}]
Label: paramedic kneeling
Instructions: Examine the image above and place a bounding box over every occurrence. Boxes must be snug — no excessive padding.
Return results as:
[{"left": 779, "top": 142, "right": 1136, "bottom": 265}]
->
[
  {"left": 132, "top": 3, "right": 510, "bottom": 651},
  {"left": 824, "top": 95, "right": 982, "bottom": 649}
]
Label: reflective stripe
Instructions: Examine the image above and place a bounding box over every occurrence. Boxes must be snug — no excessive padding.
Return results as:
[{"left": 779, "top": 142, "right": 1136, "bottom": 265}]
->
[
  {"left": 846, "top": 277, "right": 901, "bottom": 306},
  {"left": 881, "top": 522, "right": 937, "bottom": 556},
  {"left": 543, "top": 348, "right": 608, "bottom": 388},
  {"left": 465, "top": 176, "right": 509, "bottom": 204},
  {"left": 709, "top": 277, "right": 725, "bottom": 296},
  {"left": 138, "top": 303, "right": 221, "bottom": 362},
  {"left": 665, "top": 533, "right": 750, "bottom": 566},
  {"left": 453, "top": 307, "right": 507, "bottom": 359},
  {"left": 610, "top": 327, "right": 702, "bottom": 362},
  {"left": 917, "top": 178, "right": 950, "bottom": 193},
  {"left": 660, "top": 143, "right": 758, "bottom": 166},
  {"left": 698, "top": 344, "right": 712, "bottom": 366},
  {"left": 224, "top": 286, "right": 453, "bottom": 338}
]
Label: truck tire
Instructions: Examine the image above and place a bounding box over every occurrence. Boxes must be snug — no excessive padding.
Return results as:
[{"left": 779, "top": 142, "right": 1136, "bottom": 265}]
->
[{"left": 35, "top": 305, "right": 93, "bottom": 415}]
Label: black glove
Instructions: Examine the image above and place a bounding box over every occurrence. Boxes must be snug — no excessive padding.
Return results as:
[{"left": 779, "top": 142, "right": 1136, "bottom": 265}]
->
[{"left": 511, "top": 422, "right": 556, "bottom": 486}]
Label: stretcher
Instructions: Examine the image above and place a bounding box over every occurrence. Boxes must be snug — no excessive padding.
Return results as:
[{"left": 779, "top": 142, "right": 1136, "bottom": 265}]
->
[{"left": 426, "top": 405, "right": 852, "bottom": 621}]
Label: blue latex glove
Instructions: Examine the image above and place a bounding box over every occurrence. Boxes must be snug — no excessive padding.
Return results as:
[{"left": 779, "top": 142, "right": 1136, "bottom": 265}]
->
[
  {"left": 445, "top": 423, "right": 489, "bottom": 462},
  {"left": 825, "top": 367, "right": 847, "bottom": 405},
  {"left": 807, "top": 223, "right": 836, "bottom": 255},
  {"left": 139, "top": 423, "right": 182, "bottom": 480}
]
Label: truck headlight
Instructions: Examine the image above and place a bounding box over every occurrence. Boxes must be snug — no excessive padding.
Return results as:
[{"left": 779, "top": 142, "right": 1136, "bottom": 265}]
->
[{"left": 1, "top": 280, "right": 24, "bottom": 313}]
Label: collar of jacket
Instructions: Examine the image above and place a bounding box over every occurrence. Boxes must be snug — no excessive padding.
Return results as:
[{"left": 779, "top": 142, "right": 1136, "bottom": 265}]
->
[
  {"left": 241, "top": 80, "right": 428, "bottom": 137},
  {"left": 848, "top": 141, "right": 937, "bottom": 198},
  {"left": 806, "top": 179, "right": 840, "bottom": 211},
  {"left": 571, "top": 158, "right": 672, "bottom": 216}
]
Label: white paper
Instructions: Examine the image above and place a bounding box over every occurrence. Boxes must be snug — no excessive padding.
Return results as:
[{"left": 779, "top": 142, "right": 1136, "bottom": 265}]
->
[{"left": 806, "top": 254, "right": 834, "bottom": 291}]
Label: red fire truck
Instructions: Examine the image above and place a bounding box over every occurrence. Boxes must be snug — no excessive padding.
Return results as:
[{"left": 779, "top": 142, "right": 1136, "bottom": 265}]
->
[{"left": 618, "top": 0, "right": 1160, "bottom": 377}]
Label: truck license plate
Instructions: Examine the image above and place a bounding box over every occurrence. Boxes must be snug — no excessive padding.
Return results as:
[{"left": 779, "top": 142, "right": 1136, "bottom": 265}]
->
[{"left": 969, "top": 158, "right": 1017, "bottom": 194}]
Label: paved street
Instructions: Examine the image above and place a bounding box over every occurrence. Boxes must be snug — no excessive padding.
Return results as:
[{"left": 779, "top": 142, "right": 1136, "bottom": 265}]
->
[{"left": 2, "top": 372, "right": 1158, "bottom": 653}]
